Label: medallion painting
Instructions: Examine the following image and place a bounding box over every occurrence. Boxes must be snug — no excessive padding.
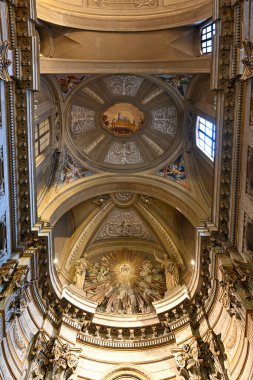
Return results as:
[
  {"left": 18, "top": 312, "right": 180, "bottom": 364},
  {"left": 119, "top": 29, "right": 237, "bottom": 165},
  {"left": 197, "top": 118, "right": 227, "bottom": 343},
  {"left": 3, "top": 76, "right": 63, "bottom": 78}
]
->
[{"left": 102, "top": 103, "right": 144, "bottom": 137}]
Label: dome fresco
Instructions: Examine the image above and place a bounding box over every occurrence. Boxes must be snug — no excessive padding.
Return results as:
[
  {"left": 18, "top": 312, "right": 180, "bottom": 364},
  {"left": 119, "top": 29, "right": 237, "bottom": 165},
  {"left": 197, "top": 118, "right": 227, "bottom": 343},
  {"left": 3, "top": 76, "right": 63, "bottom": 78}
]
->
[
  {"left": 66, "top": 75, "right": 182, "bottom": 172},
  {"left": 101, "top": 103, "right": 145, "bottom": 137}
]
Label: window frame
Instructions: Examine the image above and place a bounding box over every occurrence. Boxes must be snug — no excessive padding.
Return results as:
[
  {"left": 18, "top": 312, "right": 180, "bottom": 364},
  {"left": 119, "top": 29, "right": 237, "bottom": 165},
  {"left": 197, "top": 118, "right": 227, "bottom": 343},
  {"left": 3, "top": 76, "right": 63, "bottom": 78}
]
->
[
  {"left": 195, "top": 115, "right": 216, "bottom": 162},
  {"left": 34, "top": 117, "right": 51, "bottom": 158},
  {"left": 199, "top": 20, "right": 216, "bottom": 55}
]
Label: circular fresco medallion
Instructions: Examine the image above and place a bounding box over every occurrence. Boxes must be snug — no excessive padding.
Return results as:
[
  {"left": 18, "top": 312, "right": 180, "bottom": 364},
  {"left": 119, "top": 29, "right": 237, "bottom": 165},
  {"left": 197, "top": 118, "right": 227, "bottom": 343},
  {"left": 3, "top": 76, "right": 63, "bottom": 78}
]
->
[{"left": 102, "top": 103, "right": 145, "bottom": 137}]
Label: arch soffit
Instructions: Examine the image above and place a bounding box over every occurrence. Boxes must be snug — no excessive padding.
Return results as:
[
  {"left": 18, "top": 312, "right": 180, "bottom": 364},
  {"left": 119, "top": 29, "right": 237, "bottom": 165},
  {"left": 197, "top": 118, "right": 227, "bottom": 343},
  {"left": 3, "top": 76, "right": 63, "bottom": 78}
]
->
[{"left": 40, "top": 174, "right": 208, "bottom": 227}]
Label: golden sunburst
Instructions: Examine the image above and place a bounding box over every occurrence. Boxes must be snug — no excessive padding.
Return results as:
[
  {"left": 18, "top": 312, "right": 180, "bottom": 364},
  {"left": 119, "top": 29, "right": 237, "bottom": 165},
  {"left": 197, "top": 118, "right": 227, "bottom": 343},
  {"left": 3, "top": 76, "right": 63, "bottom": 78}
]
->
[{"left": 83, "top": 249, "right": 166, "bottom": 314}]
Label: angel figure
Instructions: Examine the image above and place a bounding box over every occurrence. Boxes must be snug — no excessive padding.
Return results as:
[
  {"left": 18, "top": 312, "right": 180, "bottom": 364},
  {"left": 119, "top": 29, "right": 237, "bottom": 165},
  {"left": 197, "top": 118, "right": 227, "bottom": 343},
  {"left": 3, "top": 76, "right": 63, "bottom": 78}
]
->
[
  {"left": 72, "top": 253, "right": 88, "bottom": 289},
  {"left": 154, "top": 252, "right": 179, "bottom": 291}
]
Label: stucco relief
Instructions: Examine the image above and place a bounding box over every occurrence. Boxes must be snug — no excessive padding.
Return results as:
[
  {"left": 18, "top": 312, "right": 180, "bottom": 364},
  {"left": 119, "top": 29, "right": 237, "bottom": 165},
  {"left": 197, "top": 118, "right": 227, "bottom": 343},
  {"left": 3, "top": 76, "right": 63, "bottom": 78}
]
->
[
  {"left": 104, "top": 75, "right": 143, "bottom": 97},
  {"left": 104, "top": 142, "right": 143, "bottom": 165},
  {"left": 225, "top": 317, "right": 240, "bottom": 363},
  {"left": 151, "top": 106, "right": 177, "bottom": 135},
  {"left": 79, "top": 249, "right": 166, "bottom": 314},
  {"left": 11, "top": 318, "right": 26, "bottom": 359},
  {"left": 90, "top": 0, "right": 157, "bottom": 7},
  {"left": 111, "top": 192, "right": 136, "bottom": 206},
  {"left": 71, "top": 105, "right": 96, "bottom": 136},
  {"left": 95, "top": 208, "right": 155, "bottom": 240}
]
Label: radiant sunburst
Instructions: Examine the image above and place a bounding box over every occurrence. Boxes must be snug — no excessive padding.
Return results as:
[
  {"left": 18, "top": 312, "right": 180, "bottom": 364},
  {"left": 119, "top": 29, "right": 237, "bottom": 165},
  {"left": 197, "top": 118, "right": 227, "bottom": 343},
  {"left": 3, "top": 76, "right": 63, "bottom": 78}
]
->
[{"left": 83, "top": 249, "right": 166, "bottom": 314}]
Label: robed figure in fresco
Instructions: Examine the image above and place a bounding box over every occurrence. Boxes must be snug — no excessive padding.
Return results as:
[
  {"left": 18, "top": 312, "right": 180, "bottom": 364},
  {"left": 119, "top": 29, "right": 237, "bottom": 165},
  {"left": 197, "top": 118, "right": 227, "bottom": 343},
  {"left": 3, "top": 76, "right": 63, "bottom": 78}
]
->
[
  {"left": 72, "top": 253, "right": 88, "bottom": 289},
  {"left": 154, "top": 252, "right": 179, "bottom": 291}
]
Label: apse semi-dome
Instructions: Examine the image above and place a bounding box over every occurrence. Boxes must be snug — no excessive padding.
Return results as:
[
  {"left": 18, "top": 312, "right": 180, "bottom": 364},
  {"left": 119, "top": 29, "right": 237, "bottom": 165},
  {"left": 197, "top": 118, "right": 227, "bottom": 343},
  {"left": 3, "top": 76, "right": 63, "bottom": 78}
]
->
[{"left": 65, "top": 74, "right": 182, "bottom": 173}]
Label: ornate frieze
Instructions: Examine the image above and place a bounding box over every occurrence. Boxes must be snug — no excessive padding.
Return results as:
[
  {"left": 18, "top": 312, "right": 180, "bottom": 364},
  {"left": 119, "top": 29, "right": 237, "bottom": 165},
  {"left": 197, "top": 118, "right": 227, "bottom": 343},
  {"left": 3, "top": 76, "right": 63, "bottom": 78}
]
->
[
  {"left": 150, "top": 106, "right": 177, "bottom": 135},
  {"left": 77, "top": 330, "right": 175, "bottom": 348},
  {"left": 71, "top": 105, "right": 96, "bottom": 136},
  {"left": 104, "top": 75, "right": 143, "bottom": 97},
  {"left": 104, "top": 142, "right": 143, "bottom": 165}
]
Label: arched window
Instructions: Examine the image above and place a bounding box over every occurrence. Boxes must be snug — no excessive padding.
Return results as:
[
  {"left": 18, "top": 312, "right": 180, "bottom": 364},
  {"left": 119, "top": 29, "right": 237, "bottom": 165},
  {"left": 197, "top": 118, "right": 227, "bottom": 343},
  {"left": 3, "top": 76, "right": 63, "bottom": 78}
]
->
[
  {"left": 200, "top": 22, "right": 215, "bottom": 54},
  {"left": 196, "top": 116, "right": 215, "bottom": 161}
]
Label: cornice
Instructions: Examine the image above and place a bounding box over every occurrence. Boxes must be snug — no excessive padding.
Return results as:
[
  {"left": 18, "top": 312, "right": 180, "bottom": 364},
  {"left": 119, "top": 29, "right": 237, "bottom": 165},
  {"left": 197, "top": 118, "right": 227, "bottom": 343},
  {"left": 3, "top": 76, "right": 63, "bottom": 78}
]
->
[{"left": 76, "top": 331, "right": 175, "bottom": 349}]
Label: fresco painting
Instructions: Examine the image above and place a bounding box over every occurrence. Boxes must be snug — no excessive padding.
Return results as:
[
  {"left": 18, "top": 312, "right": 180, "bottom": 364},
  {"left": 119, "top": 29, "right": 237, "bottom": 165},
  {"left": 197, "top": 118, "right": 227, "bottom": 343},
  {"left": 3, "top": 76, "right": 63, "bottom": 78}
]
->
[
  {"left": 56, "top": 75, "right": 88, "bottom": 97},
  {"left": 102, "top": 103, "right": 144, "bottom": 137},
  {"left": 156, "top": 153, "right": 189, "bottom": 188}
]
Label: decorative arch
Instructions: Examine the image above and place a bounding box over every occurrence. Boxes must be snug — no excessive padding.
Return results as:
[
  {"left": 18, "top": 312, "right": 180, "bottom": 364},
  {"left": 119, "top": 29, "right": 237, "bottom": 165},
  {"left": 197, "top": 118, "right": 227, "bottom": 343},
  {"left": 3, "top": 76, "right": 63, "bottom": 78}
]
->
[
  {"left": 103, "top": 366, "right": 152, "bottom": 380},
  {"left": 39, "top": 174, "right": 208, "bottom": 227}
]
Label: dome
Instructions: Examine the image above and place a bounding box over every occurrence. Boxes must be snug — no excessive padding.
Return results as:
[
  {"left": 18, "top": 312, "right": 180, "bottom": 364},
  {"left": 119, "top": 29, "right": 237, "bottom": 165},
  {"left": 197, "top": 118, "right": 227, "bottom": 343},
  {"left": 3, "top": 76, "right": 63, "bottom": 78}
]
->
[{"left": 65, "top": 75, "right": 182, "bottom": 172}]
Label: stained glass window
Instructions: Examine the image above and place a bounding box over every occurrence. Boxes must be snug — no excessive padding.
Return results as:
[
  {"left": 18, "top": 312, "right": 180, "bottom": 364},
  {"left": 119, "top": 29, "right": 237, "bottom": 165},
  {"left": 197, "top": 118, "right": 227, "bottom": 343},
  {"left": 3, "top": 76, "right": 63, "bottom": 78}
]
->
[
  {"left": 201, "top": 22, "right": 215, "bottom": 54},
  {"left": 196, "top": 116, "right": 215, "bottom": 161}
]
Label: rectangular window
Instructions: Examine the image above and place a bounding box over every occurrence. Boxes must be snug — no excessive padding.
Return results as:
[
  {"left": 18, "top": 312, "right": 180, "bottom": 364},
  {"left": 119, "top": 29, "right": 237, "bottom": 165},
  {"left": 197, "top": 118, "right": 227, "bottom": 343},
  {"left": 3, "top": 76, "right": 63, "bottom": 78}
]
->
[
  {"left": 35, "top": 118, "right": 50, "bottom": 157},
  {"left": 201, "top": 22, "right": 215, "bottom": 54},
  {"left": 196, "top": 116, "right": 215, "bottom": 161}
]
